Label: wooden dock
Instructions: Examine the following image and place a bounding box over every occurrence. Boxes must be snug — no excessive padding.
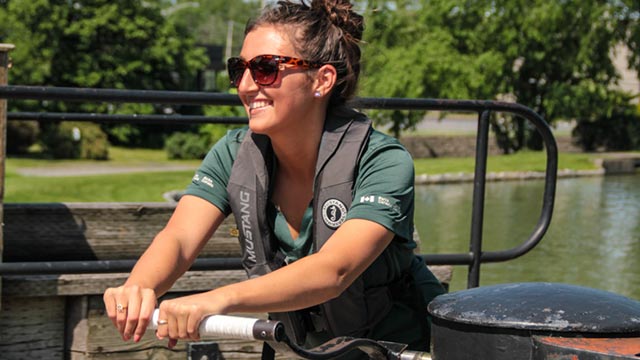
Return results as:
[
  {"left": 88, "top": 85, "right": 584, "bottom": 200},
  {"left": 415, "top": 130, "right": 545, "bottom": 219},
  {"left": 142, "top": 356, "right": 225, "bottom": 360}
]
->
[{"left": 0, "top": 202, "right": 452, "bottom": 359}]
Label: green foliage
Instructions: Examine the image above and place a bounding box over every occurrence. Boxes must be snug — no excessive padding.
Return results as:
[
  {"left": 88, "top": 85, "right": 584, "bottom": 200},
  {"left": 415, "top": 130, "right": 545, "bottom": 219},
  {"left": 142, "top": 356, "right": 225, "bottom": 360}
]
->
[
  {"left": 164, "top": 131, "right": 210, "bottom": 160},
  {"left": 0, "top": 0, "right": 209, "bottom": 151},
  {"left": 3, "top": 0, "right": 638, "bottom": 154},
  {"left": 1, "top": 1, "right": 207, "bottom": 95},
  {"left": 572, "top": 92, "right": 640, "bottom": 151},
  {"left": 164, "top": 0, "right": 261, "bottom": 57},
  {"left": 198, "top": 123, "right": 231, "bottom": 143},
  {"left": 164, "top": 118, "right": 242, "bottom": 160},
  {"left": 361, "top": 1, "right": 505, "bottom": 136},
  {"left": 619, "top": 0, "right": 640, "bottom": 73},
  {"left": 7, "top": 120, "right": 39, "bottom": 154},
  {"left": 39, "top": 122, "right": 109, "bottom": 160},
  {"left": 360, "top": 0, "right": 639, "bottom": 151}
]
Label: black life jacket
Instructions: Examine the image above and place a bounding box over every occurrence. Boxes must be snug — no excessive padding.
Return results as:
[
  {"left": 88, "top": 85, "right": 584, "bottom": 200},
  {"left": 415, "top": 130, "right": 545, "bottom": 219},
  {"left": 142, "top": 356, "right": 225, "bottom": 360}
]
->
[{"left": 226, "top": 109, "right": 399, "bottom": 345}]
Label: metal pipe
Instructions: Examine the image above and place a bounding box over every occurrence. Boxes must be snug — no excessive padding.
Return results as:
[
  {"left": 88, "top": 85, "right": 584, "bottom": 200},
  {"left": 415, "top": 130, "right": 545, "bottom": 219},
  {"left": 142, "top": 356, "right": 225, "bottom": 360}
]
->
[
  {"left": 0, "top": 258, "right": 243, "bottom": 275},
  {"left": 8, "top": 111, "right": 248, "bottom": 125},
  {"left": 0, "top": 85, "right": 560, "bottom": 116},
  {"left": 0, "top": 85, "right": 558, "bottom": 274},
  {"left": 0, "top": 85, "right": 242, "bottom": 106},
  {"left": 467, "top": 110, "right": 491, "bottom": 288}
]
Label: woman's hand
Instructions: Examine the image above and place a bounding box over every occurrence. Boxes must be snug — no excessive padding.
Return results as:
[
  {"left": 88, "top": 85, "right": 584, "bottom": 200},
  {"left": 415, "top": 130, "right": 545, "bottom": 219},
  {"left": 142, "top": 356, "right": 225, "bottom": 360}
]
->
[
  {"left": 103, "top": 284, "right": 157, "bottom": 343},
  {"left": 154, "top": 292, "right": 227, "bottom": 348},
  {"left": 103, "top": 196, "right": 226, "bottom": 344}
]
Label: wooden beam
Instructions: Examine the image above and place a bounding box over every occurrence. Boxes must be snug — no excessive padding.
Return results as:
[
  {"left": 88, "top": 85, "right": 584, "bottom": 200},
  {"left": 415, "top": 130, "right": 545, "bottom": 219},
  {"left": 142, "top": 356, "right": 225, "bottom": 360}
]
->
[
  {"left": 3, "top": 203, "right": 242, "bottom": 261},
  {"left": 0, "top": 43, "right": 16, "bottom": 309}
]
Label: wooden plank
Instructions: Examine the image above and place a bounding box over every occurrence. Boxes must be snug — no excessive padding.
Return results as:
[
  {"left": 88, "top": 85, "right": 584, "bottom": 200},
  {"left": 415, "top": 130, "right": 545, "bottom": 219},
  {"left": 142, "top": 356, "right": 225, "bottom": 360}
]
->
[
  {"left": 66, "top": 296, "right": 89, "bottom": 357},
  {"left": 0, "top": 43, "right": 17, "bottom": 309},
  {"left": 0, "top": 296, "right": 66, "bottom": 360},
  {"left": 68, "top": 294, "right": 272, "bottom": 360},
  {"left": 3, "top": 203, "right": 242, "bottom": 261}
]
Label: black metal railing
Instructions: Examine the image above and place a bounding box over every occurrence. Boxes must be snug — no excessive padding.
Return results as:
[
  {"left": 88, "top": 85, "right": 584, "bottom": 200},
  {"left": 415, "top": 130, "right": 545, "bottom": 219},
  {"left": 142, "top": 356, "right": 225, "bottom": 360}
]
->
[{"left": 0, "top": 85, "right": 558, "bottom": 288}]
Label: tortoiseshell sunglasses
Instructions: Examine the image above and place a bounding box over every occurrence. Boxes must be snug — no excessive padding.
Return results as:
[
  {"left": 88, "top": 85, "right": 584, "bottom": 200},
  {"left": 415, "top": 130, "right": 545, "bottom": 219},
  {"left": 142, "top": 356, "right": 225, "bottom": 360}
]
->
[{"left": 227, "top": 54, "right": 323, "bottom": 88}]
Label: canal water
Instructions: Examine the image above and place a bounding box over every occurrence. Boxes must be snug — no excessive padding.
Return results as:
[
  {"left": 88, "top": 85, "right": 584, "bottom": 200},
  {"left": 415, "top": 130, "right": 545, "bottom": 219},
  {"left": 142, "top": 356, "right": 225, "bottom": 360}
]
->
[{"left": 414, "top": 174, "right": 640, "bottom": 300}]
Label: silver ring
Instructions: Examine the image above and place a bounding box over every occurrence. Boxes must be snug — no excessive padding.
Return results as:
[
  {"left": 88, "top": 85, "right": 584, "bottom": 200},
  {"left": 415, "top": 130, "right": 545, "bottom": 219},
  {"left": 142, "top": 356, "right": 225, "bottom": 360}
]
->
[
  {"left": 116, "top": 303, "right": 128, "bottom": 313},
  {"left": 157, "top": 319, "right": 169, "bottom": 325}
]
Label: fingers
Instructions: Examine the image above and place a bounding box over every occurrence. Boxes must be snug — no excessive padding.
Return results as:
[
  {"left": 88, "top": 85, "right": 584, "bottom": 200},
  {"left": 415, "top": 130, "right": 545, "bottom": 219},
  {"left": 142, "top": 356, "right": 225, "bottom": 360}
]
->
[
  {"left": 103, "top": 285, "right": 157, "bottom": 343},
  {"left": 133, "top": 290, "right": 156, "bottom": 343},
  {"left": 155, "top": 300, "right": 203, "bottom": 345},
  {"left": 122, "top": 288, "right": 140, "bottom": 341},
  {"left": 105, "top": 287, "right": 208, "bottom": 347},
  {"left": 115, "top": 294, "right": 130, "bottom": 338},
  {"left": 103, "top": 288, "right": 118, "bottom": 328}
]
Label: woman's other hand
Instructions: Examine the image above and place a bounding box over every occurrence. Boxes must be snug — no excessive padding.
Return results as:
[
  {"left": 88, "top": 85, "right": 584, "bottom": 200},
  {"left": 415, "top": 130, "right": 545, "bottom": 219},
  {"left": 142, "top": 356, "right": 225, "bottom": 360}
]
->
[{"left": 154, "top": 292, "right": 227, "bottom": 348}]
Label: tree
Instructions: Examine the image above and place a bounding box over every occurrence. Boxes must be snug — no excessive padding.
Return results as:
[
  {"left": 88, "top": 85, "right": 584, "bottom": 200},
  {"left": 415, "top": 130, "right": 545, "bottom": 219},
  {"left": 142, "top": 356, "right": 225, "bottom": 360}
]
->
[
  {"left": 0, "top": 0, "right": 208, "bottom": 100},
  {"left": 360, "top": 0, "right": 640, "bottom": 152},
  {"left": 0, "top": 0, "right": 210, "bottom": 149},
  {"left": 164, "top": 0, "right": 261, "bottom": 58},
  {"left": 361, "top": 1, "right": 503, "bottom": 138}
]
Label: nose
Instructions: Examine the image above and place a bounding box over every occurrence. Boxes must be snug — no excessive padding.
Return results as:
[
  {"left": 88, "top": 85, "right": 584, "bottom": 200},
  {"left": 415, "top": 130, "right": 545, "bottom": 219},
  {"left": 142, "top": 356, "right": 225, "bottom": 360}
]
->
[{"left": 237, "top": 68, "right": 259, "bottom": 93}]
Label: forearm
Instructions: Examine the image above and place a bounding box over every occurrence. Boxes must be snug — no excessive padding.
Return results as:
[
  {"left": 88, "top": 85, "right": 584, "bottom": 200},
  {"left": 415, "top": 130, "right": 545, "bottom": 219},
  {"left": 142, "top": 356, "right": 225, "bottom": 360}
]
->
[
  {"left": 211, "top": 219, "right": 394, "bottom": 315},
  {"left": 213, "top": 252, "right": 346, "bottom": 314},
  {"left": 124, "top": 196, "right": 225, "bottom": 296},
  {"left": 124, "top": 230, "right": 192, "bottom": 296}
]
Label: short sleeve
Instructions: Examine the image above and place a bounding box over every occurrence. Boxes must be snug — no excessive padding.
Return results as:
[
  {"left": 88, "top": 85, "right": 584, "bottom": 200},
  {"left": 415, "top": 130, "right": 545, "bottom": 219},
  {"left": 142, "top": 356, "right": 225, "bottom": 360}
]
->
[
  {"left": 184, "top": 128, "right": 246, "bottom": 215},
  {"left": 345, "top": 130, "right": 415, "bottom": 242}
]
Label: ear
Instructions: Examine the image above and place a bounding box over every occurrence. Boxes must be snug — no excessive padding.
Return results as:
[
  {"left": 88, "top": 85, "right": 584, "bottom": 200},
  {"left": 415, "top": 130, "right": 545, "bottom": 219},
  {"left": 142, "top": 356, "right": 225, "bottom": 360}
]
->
[{"left": 313, "top": 64, "right": 337, "bottom": 98}]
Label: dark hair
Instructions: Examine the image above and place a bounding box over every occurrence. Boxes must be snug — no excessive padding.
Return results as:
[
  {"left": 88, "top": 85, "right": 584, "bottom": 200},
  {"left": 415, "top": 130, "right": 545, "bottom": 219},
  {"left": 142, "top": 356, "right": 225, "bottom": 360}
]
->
[{"left": 245, "top": 0, "right": 364, "bottom": 106}]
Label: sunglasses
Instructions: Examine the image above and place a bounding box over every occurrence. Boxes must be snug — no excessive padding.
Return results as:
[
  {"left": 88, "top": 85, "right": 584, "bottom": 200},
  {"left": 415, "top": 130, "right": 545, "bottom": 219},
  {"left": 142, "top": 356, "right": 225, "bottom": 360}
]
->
[{"left": 227, "top": 54, "right": 323, "bottom": 88}]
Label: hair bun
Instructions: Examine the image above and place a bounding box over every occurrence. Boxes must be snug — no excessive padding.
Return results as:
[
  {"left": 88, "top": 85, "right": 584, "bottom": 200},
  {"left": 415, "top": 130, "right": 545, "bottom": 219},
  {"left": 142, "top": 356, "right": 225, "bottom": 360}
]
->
[{"left": 311, "top": 0, "right": 363, "bottom": 41}]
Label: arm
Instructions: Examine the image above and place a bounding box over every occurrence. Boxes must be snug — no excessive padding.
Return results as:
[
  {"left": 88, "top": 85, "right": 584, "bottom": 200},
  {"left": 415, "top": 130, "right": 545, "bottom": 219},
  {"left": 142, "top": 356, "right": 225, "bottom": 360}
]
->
[
  {"left": 103, "top": 195, "right": 225, "bottom": 343},
  {"left": 154, "top": 218, "right": 394, "bottom": 343},
  {"left": 154, "top": 134, "right": 414, "bottom": 345}
]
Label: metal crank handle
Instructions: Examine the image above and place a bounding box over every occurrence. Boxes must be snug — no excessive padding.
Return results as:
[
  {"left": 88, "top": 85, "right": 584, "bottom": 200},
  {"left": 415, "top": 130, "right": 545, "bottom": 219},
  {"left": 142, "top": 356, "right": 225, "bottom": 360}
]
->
[
  {"left": 397, "top": 350, "right": 432, "bottom": 360},
  {"left": 149, "top": 309, "right": 285, "bottom": 342}
]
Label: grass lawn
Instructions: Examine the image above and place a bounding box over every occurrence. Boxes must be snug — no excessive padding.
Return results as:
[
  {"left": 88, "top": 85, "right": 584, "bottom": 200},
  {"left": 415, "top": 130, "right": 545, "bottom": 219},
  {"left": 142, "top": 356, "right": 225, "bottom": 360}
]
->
[
  {"left": 5, "top": 147, "right": 199, "bottom": 202},
  {"left": 414, "top": 151, "right": 602, "bottom": 175},
  {"left": 3, "top": 147, "right": 611, "bottom": 203},
  {"left": 4, "top": 170, "right": 195, "bottom": 202}
]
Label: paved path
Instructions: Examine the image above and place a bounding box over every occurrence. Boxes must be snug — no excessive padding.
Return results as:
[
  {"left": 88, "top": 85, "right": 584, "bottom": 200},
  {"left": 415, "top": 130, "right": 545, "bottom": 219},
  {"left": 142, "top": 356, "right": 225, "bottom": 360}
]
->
[{"left": 14, "top": 163, "right": 197, "bottom": 177}]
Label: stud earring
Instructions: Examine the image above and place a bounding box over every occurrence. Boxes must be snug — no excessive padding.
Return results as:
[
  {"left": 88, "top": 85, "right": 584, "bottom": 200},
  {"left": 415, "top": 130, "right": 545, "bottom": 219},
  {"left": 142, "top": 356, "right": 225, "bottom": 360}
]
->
[{"left": 314, "top": 91, "right": 322, "bottom": 98}]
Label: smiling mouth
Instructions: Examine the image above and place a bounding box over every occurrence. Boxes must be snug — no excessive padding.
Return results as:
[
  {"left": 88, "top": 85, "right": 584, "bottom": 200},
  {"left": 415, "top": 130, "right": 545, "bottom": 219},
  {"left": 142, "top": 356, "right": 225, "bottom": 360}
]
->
[{"left": 249, "top": 100, "right": 272, "bottom": 111}]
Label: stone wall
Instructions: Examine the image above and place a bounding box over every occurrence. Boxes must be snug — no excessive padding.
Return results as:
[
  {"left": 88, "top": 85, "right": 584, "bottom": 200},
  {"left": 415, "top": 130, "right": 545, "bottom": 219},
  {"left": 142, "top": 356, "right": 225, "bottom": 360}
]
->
[{"left": 400, "top": 135, "right": 581, "bottom": 159}]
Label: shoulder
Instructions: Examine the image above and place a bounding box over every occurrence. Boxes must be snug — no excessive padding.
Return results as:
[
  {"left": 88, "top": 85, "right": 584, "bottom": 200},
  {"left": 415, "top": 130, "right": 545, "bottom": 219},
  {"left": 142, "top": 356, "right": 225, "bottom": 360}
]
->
[
  {"left": 361, "top": 128, "right": 413, "bottom": 166},
  {"left": 334, "top": 107, "right": 410, "bottom": 162},
  {"left": 206, "top": 127, "right": 249, "bottom": 159},
  {"left": 366, "top": 128, "right": 405, "bottom": 150},
  {"left": 224, "top": 127, "right": 250, "bottom": 145}
]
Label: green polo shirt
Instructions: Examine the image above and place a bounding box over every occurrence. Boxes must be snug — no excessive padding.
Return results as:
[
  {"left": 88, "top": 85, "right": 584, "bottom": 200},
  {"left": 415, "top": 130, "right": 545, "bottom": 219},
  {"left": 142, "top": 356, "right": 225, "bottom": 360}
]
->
[
  {"left": 186, "top": 126, "right": 416, "bottom": 247},
  {"left": 185, "top": 124, "right": 444, "bottom": 354}
]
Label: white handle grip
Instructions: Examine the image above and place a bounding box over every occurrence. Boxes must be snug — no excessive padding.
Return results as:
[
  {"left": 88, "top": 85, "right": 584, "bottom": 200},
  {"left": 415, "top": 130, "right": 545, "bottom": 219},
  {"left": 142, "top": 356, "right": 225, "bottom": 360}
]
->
[{"left": 149, "top": 309, "right": 283, "bottom": 341}]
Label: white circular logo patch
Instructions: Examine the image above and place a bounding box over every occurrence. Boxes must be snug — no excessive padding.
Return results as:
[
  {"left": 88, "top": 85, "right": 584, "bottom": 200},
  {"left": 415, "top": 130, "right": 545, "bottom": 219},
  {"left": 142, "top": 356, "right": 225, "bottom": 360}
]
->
[{"left": 322, "top": 198, "right": 348, "bottom": 229}]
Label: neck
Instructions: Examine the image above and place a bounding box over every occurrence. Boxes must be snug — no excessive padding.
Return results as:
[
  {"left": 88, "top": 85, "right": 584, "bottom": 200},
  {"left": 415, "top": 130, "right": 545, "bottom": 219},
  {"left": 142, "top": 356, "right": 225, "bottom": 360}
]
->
[
  {"left": 270, "top": 114, "right": 325, "bottom": 183},
  {"left": 271, "top": 131, "right": 320, "bottom": 184}
]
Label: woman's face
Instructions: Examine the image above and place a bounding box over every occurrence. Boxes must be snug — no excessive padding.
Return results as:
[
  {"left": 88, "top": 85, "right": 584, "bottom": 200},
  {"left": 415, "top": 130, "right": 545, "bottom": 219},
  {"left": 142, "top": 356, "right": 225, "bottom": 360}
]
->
[{"left": 236, "top": 25, "right": 319, "bottom": 136}]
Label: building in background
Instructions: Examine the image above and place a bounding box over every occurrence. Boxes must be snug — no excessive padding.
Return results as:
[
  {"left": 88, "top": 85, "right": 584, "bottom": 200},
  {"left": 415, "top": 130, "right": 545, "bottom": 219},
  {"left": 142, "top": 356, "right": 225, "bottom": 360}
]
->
[{"left": 614, "top": 44, "right": 640, "bottom": 103}]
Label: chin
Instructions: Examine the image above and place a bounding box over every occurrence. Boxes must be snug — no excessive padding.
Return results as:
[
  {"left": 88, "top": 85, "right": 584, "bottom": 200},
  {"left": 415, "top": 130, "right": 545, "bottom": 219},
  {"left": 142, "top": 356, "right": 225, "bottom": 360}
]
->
[{"left": 247, "top": 119, "right": 272, "bottom": 136}]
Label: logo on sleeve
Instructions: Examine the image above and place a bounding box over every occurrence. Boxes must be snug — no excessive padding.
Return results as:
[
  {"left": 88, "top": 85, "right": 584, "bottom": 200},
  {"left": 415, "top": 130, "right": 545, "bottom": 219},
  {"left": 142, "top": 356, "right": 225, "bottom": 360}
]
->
[
  {"left": 360, "top": 195, "right": 376, "bottom": 203},
  {"left": 322, "top": 198, "right": 348, "bottom": 229}
]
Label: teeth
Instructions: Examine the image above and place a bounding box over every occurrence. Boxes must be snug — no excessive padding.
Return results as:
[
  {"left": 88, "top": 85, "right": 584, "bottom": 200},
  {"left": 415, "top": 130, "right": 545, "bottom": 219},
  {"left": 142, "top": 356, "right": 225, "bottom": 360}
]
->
[{"left": 250, "top": 100, "right": 270, "bottom": 110}]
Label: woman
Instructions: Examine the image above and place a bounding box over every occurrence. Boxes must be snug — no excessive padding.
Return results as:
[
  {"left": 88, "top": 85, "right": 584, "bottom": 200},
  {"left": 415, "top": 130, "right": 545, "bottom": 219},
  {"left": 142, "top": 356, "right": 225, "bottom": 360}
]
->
[{"left": 103, "top": 0, "right": 445, "bottom": 357}]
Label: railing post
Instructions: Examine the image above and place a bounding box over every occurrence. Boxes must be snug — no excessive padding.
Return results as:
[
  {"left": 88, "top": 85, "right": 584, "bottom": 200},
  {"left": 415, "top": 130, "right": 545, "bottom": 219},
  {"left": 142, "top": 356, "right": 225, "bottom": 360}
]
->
[
  {"left": 0, "top": 43, "right": 15, "bottom": 308},
  {"left": 467, "top": 109, "right": 491, "bottom": 288}
]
